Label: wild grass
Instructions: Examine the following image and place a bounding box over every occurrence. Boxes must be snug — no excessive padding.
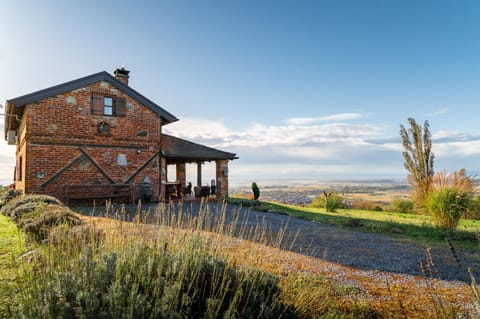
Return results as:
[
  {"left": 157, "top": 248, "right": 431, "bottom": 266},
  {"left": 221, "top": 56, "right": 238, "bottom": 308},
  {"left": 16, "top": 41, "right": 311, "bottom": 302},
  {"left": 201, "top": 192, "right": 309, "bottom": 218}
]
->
[
  {"left": 1, "top": 191, "right": 478, "bottom": 318},
  {"left": 1, "top": 195, "right": 380, "bottom": 318},
  {"left": 227, "top": 199, "right": 480, "bottom": 249}
]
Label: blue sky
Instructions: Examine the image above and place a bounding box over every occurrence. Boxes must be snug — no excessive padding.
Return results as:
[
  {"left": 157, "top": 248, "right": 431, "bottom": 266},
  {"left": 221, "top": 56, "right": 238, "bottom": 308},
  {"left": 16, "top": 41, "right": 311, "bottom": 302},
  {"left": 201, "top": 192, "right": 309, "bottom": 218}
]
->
[{"left": 1, "top": 0, "right": 480, "bottom": 185}]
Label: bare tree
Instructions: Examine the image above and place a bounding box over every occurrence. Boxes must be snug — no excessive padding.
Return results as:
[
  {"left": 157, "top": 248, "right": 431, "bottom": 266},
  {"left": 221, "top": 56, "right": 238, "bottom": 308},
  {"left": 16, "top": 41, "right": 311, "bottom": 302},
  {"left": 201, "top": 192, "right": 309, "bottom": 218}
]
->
[{"left": 400, "top": 118, "right": 434, "bottom": 213}]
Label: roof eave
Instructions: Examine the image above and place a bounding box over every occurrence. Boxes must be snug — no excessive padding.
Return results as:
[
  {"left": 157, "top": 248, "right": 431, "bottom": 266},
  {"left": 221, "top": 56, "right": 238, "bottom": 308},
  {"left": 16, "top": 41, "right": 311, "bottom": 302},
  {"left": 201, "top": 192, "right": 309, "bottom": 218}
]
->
[
  {"left": 3, "top": 101, "right": 23, "bottom": 140},
  {"left": 5, "top": 71, "right": 179, "bottom": 124}
]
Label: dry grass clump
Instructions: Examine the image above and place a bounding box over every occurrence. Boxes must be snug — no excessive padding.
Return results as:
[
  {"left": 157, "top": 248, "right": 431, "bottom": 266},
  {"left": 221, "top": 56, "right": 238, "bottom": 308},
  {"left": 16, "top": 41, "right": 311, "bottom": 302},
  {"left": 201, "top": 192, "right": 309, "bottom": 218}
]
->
[
  {"left": 426, "top": 170, "right": 475, "bottom": 230},
  {"left": 432, "top": 170, "right": 475, "bottom": 193}
]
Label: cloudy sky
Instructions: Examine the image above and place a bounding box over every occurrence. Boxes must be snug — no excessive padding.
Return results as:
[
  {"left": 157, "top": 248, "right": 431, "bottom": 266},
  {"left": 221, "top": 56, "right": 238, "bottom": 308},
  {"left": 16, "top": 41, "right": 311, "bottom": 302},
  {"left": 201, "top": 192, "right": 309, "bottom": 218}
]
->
[{"left": 1, "top": 1, "right": 480, "bottom": 185}]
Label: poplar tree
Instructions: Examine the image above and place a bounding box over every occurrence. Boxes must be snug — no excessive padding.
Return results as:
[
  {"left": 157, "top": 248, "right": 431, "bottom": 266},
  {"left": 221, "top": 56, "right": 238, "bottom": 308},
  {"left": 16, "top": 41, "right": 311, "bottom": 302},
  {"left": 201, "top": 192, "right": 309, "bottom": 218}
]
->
[{"left": 400, "top": 118, "right": 434, "bottom": 213}]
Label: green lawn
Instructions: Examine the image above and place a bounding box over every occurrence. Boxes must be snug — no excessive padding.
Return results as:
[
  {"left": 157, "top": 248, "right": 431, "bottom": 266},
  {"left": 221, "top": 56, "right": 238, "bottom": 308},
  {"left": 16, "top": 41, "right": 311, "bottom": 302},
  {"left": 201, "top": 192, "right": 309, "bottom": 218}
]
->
[
  {"left": 251, "top": 200, "right": 480, "bottom": 248},
  {"left": 0, "top": 214, "right": 26, "bottom": 317}
]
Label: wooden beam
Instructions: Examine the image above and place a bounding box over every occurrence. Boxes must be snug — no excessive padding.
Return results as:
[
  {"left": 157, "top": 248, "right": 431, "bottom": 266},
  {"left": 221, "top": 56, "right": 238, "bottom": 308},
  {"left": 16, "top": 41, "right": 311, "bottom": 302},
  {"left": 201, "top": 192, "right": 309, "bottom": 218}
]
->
[
  {"left": 78, "top": 148, "right": 115, "bottom": 184},
  {"left": 40, "top": 153, "right": 84, "bottom": 188},
  {"left": 197, "top": 162, "right": 202, "bottom": 186},
  {"left": 125, "top": 151, "right": 160, "bottom": 184}
]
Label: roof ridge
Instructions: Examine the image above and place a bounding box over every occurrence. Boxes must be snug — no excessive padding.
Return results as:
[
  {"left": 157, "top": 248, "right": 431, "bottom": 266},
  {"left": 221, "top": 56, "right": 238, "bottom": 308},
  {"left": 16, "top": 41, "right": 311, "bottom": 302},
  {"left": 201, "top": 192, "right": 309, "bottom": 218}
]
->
[{"left": 5, "top": 70, "right": 178, "bottom": 126}]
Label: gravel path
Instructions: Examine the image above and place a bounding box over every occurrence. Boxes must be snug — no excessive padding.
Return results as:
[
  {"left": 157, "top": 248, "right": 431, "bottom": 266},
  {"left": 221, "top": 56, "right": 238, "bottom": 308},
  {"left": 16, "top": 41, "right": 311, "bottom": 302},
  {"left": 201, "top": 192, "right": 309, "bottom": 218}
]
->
[{"left": 73, "top": 201, "right": 480, "bottom": 282}]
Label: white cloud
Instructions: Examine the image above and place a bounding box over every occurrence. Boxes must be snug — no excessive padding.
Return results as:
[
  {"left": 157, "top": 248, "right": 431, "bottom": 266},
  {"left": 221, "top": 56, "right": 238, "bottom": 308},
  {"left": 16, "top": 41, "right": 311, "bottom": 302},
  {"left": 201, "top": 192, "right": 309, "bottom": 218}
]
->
[
  {"left": 432, "top": 130, "right": 474, "bottom": 141},
  {"left": 285, "top": 112, "right": 362, "bottom": 125},
  {"left": 434, "top": 140, "right": 480, "bottom": 157},
  {"left": 164, "top": 117, "right": 233, "bottom": 140},
  {"left": 166, "top": 119, "right": 383, "bottom": 149},
  {"left": 426, "top": 107, "right": 449, "bottom": 117},
  {"left": 165, "top": 116, "right": 480, "bottom": 181},
  {"left": 3, "top": 114, "right": 479, "bottom": 185}
]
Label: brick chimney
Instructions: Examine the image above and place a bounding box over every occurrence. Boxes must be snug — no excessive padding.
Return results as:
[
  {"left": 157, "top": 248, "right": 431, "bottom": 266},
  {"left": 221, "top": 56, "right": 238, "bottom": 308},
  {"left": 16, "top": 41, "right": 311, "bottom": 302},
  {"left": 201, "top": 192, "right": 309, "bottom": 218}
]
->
[{"left": 113, "top": 67, "right": 130, "bottom": 86}]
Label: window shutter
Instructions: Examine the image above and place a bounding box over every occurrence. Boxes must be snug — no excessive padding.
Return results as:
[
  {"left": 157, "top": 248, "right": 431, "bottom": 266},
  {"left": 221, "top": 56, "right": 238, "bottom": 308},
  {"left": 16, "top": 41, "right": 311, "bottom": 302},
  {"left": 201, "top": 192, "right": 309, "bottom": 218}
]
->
[
  {"left": 115, "top": 97, "right": 127, "bottom": 116},
  {"left": 91, "top": 94, "right": 104, "bottom": 115}
]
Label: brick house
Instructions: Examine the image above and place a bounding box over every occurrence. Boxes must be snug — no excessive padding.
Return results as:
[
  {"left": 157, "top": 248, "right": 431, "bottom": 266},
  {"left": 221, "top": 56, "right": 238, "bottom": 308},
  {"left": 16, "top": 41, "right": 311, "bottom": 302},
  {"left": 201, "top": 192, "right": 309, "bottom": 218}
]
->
[{"left": 3, "top": 68, "right": 237, "bottom": 204}]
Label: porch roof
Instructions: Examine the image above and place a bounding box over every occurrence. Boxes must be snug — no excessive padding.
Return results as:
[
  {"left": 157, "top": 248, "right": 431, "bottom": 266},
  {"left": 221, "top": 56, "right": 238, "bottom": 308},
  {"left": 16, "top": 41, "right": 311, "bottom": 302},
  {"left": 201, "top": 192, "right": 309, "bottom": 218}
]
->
[{"left": 161, "top": 134, "right": 237, "bottom": 164}]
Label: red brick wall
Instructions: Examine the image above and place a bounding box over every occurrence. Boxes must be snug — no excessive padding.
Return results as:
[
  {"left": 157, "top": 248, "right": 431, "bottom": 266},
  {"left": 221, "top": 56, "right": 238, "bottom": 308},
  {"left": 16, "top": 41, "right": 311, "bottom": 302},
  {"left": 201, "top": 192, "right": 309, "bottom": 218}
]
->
[{"left": 18, "top": 80, "right": 163, "bottom": 203}]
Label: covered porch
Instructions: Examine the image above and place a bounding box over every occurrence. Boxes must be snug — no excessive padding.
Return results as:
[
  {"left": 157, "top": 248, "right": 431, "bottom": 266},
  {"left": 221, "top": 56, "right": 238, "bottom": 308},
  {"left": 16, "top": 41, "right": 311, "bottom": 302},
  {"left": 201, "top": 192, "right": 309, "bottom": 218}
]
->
[{"left": 160, "top": 134, "right": 237, "bottom": 202}]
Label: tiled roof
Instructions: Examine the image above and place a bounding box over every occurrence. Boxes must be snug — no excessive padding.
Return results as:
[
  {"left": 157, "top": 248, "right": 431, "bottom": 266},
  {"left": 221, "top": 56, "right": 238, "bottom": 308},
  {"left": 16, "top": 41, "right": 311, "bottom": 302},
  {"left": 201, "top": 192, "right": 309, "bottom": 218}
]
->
[{"left": 161, "top": 134, "right": 237, "bottom": 163}]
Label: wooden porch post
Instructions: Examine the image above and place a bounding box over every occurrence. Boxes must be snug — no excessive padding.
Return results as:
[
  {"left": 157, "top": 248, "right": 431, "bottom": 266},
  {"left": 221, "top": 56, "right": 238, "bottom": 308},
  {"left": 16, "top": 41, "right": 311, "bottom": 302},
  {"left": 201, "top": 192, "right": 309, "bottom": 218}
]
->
[
  {"left": 176, "top": 163, "right": 186, "bottom": 185},
  {"left": 160, "top": 156, "right": 167, "bottom": 201},
  {"left": 197, "top": 162, "right": 202, "bottom": 186}
]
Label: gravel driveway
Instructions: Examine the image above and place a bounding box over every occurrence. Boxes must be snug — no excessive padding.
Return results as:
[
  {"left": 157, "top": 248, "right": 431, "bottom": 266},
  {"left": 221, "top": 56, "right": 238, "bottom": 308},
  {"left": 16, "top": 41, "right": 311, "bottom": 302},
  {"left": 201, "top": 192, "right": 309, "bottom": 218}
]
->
[{"left": 73, "top": 201, "right": 480, "bottom": 282}]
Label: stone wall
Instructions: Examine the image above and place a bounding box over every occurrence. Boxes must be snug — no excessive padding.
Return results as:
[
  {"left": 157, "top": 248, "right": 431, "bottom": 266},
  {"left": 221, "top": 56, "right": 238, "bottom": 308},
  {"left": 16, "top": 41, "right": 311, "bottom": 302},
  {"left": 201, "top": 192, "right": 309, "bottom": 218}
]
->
[{"left": 216, "top": 160, "right": 229, "bottom": 199}]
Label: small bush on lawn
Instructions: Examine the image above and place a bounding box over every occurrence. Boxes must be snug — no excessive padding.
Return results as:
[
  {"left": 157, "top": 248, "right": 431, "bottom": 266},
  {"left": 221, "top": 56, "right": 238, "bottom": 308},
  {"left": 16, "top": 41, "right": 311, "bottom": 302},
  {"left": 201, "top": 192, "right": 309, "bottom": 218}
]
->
[
  {"left": 349, "top": 199, "right": 385, "bottom": 212},
  {"left": 18, "top": 204, "right": 82, "bottom": 242},
  {"left": 0, "top": 195, "right": 63, "bottom": 220},
  {"left": 310, "top": 192, "right": 344, "bottom": 212},
  {"left": 388, "top": 199, "right": 414, "bottom": 214},
  {"left": 426, "top": 170, "right": 474, "bottom": 230},
  {"left": 1, "top": 195, "right": 85, "bottom": 243},
  {"left": 426, "top": 187, "right": 470, "bottom": 230},
  {"left": 16, "top": 238, "right": 294, "bottom": 319}
]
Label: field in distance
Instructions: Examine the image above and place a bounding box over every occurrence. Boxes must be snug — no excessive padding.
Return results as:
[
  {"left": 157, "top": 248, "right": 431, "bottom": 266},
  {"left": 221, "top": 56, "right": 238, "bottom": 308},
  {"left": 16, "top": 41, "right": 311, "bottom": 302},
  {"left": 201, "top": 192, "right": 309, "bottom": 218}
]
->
[{"left": 231, "top": 179, "right": 411, "bottom": 207}]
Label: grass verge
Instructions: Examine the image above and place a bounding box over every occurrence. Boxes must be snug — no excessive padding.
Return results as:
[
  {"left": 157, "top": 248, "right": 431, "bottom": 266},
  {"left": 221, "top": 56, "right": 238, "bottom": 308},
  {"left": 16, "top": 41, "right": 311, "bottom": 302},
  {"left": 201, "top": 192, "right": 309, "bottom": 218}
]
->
[
  {"left": 0, "top": 214, "right": 26, "bottom": 318},
  {"left": 228, "top": 198, "right": 480, "bottom": 248}
]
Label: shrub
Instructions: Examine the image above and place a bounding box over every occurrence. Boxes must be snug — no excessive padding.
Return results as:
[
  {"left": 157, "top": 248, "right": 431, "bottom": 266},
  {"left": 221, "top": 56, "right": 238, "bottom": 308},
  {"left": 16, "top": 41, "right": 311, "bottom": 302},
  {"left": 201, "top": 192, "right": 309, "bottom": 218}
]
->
[
  {"left": 0, "top": 195, "right": 63, "bottom": 219},
  {"left": 0, "top": 189, "right": 22, "bottom": 208},
  {"left": 252, "top": 182, "right": 260, "bottom": 201},
  {"left": 48, "top": 224, "right": 105, "bottom": 246},
  {"left": 425, "top": 170, "right": 475, "bottom": 230},
  {"left": 0, "top": 195, "right": 83, "bottom": 242},
  {"left": 310, "top": 192, "right": 344, "bottom": 212},
  {"left": 388, "top": 199, "right": 414, "bottom": 214},
  {"left": 425, "top": 187, "right": 470, "bottom": 230},
  {"left": 18, "top": 204, "right": 82, "bottom": 241},
  {"left": 350, "top": 199, "right": 386, "bottom": 212},
  {"left": 16, "top": 240, "right": 294, "bottom": 319},
  {"left": 467, "top": 195, "right": 480, "bottom": 219}
]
